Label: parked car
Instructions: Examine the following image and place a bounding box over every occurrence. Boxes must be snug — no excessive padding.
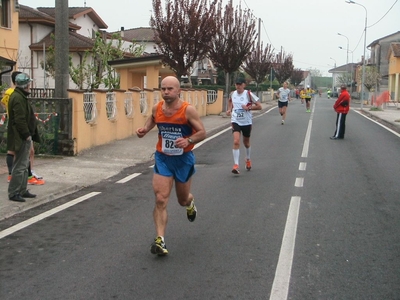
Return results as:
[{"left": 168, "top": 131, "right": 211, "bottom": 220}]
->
[{"left": 331, "top": 90, "right": 339, "bottom": 98}]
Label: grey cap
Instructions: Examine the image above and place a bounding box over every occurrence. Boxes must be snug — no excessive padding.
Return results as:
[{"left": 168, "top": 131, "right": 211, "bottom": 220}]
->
[
  {"left": 15, "top": 73, "right": 33, "bottom": 87},
  {"left": 235, "top": 77, "right": 246, "bottom": 84}
]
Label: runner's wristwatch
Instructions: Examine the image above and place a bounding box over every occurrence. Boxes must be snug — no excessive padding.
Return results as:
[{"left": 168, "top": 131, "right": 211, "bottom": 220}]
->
[{"left": 188, "top": 137, "right": 194, "bottom": 144}]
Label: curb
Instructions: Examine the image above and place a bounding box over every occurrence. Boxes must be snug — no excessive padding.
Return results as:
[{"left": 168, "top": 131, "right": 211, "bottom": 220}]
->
[
  {"left": 1, "top": 185, "right": 81, "bottom": 221},
  {"left": 358, "top": 109, "right": 400, "bottom": 135}
]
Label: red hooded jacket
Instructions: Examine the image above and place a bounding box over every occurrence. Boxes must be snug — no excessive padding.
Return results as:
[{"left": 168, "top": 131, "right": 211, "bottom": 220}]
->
[{"left": 333, "top": 89, "right": 350, "bottom": 114}]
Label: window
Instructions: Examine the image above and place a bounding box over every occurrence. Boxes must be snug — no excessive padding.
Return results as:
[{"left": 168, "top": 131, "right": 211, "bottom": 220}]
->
[{"left": 0, "top": 0, "right": 11, "bottom": 28}]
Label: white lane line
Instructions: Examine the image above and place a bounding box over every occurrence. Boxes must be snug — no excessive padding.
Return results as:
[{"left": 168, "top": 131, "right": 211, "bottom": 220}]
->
[
  {"left": 195, "top": 106, "right": 276, "bottom": 149},
  {"left": 269, "top": 196, "right": 301, "bottom": 300},
  {"left": 194, "top": 126, "right": 231, "bottom": 149},
  {"left": 116, "top": 173, "right": 141, "bottom": 183},
  {"left": 352, "top": 109, "right": 400, "bottom": 138},
  {"left": 294, "top": 178, "right": 304, "bottom": 187},
  {"left": 301, "top": 119, "right": 312, "bottom": 158},
  {"left": 0, "top": 192, "right": 101, "bottom": 240},
  {"left": 299, "top": 162, "right": 306, "bottom": 171}
]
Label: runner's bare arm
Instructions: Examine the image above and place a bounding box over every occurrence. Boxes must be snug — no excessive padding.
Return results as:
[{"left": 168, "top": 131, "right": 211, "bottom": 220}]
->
[
  {"left": 136, "top": 105, "right": 157, "bottom": 138},
  {"left": 251, "top": 100, "right": 262, "bottom": 110},
  {"left": 184, "top": 105, "right": 206, "bottom": 143}
]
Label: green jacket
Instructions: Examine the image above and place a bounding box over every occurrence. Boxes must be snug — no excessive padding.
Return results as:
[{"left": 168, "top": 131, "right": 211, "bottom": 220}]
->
[{"left": 7, "top": 87, "right": 40, "bottom": 152}]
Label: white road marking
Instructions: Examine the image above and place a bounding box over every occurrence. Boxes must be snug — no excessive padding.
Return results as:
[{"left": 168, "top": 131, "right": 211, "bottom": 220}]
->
[
  {"left": 269, "top": 196, "right": 301, "bottom": 300},
  {"left": 195, "top": 106, "right": 276, "bottom": 149},
  {"left": 194, "top": 126, "right": 231, "bottom": 149},
  {"left": 294, "top": 178, "right": 304, "bottom": 187},
  {"left": 116, "top": 173, "right": 141, "bottom": 183},
  {"left": 270, "top": 100, "right": 316, "bottom": 299},
  {"left": 301, "top": 120, "right": 312, "bottom": 158},
  {"left": 352, "top": 109, "right": 400, "bottom": 138},
  {"left": 0, "top": 192, "right": 101, "bottom": 239}
]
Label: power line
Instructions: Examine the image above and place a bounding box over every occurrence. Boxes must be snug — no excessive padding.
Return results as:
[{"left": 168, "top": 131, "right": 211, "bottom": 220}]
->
[
  {"left": 367, "top": 0, "right": 398, "bottom": 28},
  {"left": 261, "top": 20, "right": 275, "bottom": 50},
  {"left": 237, "top": 0, "right": 275, "bottom": 49}
]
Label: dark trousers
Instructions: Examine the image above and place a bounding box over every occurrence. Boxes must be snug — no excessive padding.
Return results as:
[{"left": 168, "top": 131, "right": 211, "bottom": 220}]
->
[
  {"left": 8, "top": 140, "right": 31, "bottom": 198},
  {"left": 333, "top": 113, "right": 347, "bottom": 139}
]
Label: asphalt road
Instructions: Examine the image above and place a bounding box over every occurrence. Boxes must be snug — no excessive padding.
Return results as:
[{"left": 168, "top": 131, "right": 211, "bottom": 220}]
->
[{"left": 1, "top": 96, "right": 399, "bottom": 300}]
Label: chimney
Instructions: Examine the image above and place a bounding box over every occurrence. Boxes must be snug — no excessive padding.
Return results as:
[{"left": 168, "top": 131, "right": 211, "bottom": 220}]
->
[{"left": 121, "top": 27, "right": 125, "bottom": 37}]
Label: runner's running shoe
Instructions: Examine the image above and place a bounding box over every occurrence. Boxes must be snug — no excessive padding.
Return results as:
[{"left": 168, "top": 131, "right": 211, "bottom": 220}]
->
[
  {"left": 7, "top": 175, "right": 11, "bottom": 183},
  {"left": 186, "top": 199, "right": 197, "bottom": 222},
  {"left": 245, "top": 159, "right": 252, "bottom": 171},
  {"left": 232, "top": 164, "right": 240, "bottom": 174},
  {"left": 150, "top": 236, "right": 168, "bottom": 256},
  {"left": 281, "top": 120, "right": 285, "bottom": 125}
]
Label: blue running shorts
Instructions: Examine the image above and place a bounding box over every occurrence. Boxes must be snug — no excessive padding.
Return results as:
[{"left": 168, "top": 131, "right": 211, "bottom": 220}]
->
[{"left": 154, "top": 151, "right": 196, "bottom": 183}]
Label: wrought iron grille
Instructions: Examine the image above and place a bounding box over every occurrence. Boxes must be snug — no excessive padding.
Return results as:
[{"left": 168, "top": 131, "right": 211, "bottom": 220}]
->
[
  {"left": 106, "top": 92, "right": 117, "bottom": 121},
  {"left": 207, "top": 90, "right": 218, "bottom": 104},
  {"left": 83, "top": 92, "right": 98, "bottom": 124},
  {"left": 140, "top": 91, "right": 148, "bottom": 116},
  {"left": 124, "top": 92, "right": 134, "bottom": 118}
]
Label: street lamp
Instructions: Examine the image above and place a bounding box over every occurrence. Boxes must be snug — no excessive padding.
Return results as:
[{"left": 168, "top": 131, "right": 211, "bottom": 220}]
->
[
  {"left": 338, "top": 33, "right": 349, "bottom": 84},
  {"left": 337, "top": 33, "right": 349, "bottom": 65},
  {"left": 346, "top": 0, "right": 367, "bottom": 109},
  {"left": 330, "top": 57, "right": 337, "bottom": 92},
  {"left": 339, "top": 47, "right": 355, "bottom": 92}
]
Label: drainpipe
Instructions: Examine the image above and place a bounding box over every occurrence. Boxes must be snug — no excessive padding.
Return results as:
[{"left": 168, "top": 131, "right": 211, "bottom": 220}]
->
[{"left": 29, "top": 23, "right": 34, "bottom": 82}]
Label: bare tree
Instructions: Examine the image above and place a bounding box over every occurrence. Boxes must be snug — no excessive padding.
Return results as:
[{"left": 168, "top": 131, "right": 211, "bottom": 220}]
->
[
  {"left": 307, "top": 67, "right": 323, "bottom": 88},
  {"left": 151, "top": 0, "right": 218, "bottom": 82},
  {"left": 307, "top": 68, "right": 322, "bottom": 78},
  {"left": 289, "top": 68, "right": 303, "bottom": 87},
  {"left": 208, "top": 2, "right": 257, "bottom": 102},
  {"left": 357, "top": 66, "right": 381, "bottom": 92},
  {"left": 242, "top": 42, "right": 274, "bottom": 94},
  {"left": 273, "top": 51, "right": 294, "bottom": 85}
]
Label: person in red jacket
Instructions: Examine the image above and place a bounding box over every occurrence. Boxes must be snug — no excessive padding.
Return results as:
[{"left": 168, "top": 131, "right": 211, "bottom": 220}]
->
[{"left": 331, "top": 84, "right": 350, "bottom": 140}]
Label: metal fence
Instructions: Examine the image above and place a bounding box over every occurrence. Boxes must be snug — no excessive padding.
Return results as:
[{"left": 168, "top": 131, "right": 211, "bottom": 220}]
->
[
  {"left": 30, "top": 88, "right": 56, "bottom": 98},
  {"left": 83, "top": 92, "right": 98, "bottom": 124},
  {"left": 106, "top": 92, "right": 117, "bottom": 121},
  {"left": 207, "top": 90, "right": 218, "bottom": 104},
  {"left": 0, "top": 97, "right": 73, "bottom": 156}
]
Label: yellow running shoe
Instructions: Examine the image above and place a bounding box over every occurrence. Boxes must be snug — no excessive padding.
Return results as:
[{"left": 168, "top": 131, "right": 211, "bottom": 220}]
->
[
  {"left": 150, "top": 236, "right": 168, "bottom": 256},
  {"left": 186, "top": 199, "right": 197, "bottom": 222}
]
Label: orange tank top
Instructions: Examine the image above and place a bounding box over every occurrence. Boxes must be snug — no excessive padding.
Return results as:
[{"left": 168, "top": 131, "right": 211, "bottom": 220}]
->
[{"left": 155, "top": 100, "right": 196, "bottom": 155}]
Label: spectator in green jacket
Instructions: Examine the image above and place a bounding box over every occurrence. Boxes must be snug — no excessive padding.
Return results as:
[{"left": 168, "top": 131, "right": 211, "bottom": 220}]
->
[{"left": 7, "top": 73, "right": 40, "bottom": 202}]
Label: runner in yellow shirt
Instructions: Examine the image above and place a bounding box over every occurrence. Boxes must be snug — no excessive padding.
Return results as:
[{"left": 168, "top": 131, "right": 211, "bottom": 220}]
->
[
  {"left": 304, "top": 85, "right": 314, "bottom": 112},
  {"left": 299, "top": 88, "right": 306, "bottom": 105}
]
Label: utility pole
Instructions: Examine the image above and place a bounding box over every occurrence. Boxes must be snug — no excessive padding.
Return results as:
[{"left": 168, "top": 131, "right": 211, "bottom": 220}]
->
[
  {"left": 257, "top": 17, "right": 261, "bottom": 97},
  {"left": 55, "top": 0, "right": 69, "bottom": 98}
]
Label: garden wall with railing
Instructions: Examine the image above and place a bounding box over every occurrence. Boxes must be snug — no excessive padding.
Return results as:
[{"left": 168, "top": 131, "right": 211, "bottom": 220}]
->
[{"left": 0, "top": 88, "right": 224, "bottom": 155}]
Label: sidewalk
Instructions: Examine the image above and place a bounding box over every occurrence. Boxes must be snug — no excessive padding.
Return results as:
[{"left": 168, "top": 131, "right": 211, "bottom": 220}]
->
[
  {"left": 1, "top": 101, "right": 399, "bottom": 221},
  {"left": 357, "top": 104, "right": 400, "bottom": 134},
  {"left": 0, "top": 102, "right": 274, "bottom": 221}
]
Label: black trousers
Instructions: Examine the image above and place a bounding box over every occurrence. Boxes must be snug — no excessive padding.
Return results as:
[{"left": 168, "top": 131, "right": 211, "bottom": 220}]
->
[{"left": 333, "top": 112, "right": 347, "bottom": 139}]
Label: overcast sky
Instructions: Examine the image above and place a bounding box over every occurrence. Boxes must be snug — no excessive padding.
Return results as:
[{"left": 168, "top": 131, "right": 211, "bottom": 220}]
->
[{"left": 22, "top": 0, "right": 399, "bottom": 76}]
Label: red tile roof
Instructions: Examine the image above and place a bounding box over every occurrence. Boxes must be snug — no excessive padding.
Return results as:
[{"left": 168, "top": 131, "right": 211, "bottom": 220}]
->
[
  {"left": 37, "top": 7, "right": 108, "bottom": 29},
  {"left": 19, "top": 5, "right": 80, "bottom": 30},
  {"left": 29, "top": 31, "right": 95, "bottom": 52},
  {"left": 109, "top": 27, "right": 155, "bottom": 42}
]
